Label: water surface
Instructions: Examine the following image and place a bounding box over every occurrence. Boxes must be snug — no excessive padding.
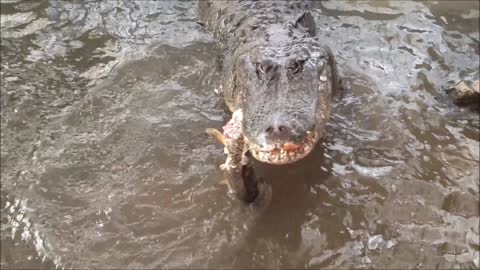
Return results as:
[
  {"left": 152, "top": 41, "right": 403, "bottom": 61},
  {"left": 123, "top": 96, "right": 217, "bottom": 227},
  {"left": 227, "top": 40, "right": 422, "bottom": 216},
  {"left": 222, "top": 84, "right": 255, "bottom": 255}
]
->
[{"left": 1, "top": 0, "right": 479, "bottom": 269}]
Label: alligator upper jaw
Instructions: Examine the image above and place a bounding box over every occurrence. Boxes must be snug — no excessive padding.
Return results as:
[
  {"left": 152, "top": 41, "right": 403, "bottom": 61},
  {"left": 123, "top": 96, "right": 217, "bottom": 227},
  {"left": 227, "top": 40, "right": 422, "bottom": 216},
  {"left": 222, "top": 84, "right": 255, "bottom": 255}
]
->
[{"left": 247, "top": 131, "right": 318, "bottom": 165}]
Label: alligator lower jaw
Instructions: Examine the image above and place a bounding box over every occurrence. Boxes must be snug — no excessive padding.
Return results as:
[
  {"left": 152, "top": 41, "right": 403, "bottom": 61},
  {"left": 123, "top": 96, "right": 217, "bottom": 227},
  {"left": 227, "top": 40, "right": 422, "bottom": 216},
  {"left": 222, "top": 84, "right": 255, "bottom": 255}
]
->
[{"left": 248, "top": 132, "right": 318, "bottom": 165}]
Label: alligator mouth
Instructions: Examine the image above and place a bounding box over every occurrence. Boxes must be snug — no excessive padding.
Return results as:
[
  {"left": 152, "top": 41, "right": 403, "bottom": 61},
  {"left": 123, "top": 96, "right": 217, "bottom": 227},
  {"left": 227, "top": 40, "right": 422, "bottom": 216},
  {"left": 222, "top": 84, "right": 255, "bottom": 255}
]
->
[{"left": 247, "top": 131, "right": 318, "bottom": 165}]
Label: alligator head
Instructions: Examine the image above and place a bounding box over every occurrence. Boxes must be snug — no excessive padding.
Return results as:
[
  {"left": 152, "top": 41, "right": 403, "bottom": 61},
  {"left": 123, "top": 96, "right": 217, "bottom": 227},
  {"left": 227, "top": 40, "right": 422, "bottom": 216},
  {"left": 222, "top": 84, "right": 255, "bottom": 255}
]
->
[{"left": 231, "top": 14, "right": 337, "bottom": 165}]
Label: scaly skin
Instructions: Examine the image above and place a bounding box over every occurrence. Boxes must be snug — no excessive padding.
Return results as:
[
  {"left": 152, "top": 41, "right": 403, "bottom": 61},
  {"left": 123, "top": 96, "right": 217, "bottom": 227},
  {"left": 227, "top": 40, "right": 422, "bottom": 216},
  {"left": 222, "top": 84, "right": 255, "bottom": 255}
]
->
[
  {"left": 199, "top": 1, "right": 337, "bottom": 165},
  {"left": 201, "top": 0, "right": 337, "bottom": 202}
]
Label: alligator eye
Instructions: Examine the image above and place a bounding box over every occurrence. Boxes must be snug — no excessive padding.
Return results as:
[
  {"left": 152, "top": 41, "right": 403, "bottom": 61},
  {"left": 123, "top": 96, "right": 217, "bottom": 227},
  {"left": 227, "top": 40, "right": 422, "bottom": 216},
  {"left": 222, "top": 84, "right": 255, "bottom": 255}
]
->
[
  {"left": 291, "top": 60, "right": 305, "bottom": 74},
  {"left": 255, "top": 60, "right": 273, "bottom": 78}
]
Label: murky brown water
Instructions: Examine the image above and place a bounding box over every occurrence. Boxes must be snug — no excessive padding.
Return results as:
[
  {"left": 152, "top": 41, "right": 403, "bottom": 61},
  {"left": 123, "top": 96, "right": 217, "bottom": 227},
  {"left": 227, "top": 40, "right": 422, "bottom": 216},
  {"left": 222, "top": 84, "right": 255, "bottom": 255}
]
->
[{"left": 1, "top": 0, "right": 479, "bottom": 269}]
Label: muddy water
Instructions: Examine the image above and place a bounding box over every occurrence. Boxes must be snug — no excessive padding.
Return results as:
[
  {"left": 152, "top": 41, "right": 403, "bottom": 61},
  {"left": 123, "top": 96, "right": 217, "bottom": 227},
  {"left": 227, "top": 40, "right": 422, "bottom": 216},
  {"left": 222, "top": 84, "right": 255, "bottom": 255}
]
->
[{"left": 1, "top": 1, "right": 479, "bottom": 269}]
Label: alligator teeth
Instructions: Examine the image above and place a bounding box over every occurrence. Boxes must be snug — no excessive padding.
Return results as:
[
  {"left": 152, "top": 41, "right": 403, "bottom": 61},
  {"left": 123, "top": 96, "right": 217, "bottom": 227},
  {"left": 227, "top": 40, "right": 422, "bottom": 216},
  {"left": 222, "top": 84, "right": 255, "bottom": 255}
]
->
[
  {"left": 262, "top": 144, "right": 275, "bottom": 151},
  {"left": 247, "top": 132, "right": 318, "bottom": 164}
]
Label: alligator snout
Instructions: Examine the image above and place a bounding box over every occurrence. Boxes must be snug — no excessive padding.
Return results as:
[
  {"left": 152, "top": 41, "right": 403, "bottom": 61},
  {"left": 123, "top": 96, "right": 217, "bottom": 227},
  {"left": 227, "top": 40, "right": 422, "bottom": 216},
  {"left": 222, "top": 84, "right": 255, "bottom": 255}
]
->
[
  {"left": 263, "top": 117, "right": 306, "bottom": 144},
  {"left": 247, "top": 114, "right": 317, "bottom": 164},
  {"left": 254, "top": 114, "right": 314, "bottom": 145}
]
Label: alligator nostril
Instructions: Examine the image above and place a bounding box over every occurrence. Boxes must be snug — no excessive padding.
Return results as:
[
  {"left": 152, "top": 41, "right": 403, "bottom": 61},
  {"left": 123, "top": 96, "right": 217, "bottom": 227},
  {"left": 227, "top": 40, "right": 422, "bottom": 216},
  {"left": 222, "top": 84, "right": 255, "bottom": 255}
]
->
[
  {"left": 278, "top": 125, "right": 287, "bottom": 133},
  {"left": 265, "top": 125, "right": 290, "bottom": 135}
]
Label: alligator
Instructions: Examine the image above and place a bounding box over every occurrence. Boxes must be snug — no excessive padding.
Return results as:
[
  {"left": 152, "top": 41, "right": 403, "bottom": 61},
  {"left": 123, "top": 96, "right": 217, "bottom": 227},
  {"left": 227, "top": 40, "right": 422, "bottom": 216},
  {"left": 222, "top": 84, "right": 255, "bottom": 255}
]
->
[{"left": 199, "top": 0, "right": 337, "bottom": 204}]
